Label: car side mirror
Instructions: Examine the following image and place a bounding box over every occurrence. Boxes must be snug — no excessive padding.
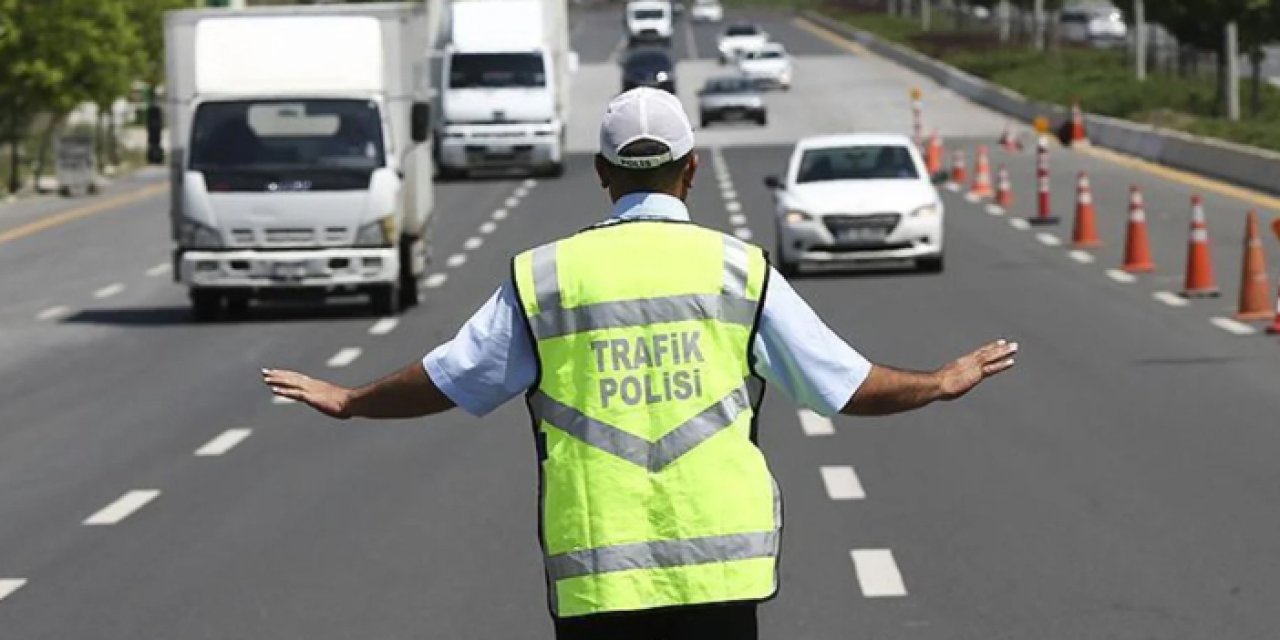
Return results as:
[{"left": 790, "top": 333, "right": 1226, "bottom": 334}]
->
[
  {"left": 411, "top": 102, "right": 430, "bottom": 143},
  {"left": 930, "top": 171, "right": 948, "bottom": 185},
  {"left": 764, "top": 175, "right": 782, "bottom": 190}
]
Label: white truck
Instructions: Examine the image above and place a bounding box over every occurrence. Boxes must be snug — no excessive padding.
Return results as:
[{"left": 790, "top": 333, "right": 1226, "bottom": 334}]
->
[
  {"left": 164, "top": 2, "right": 439, "bottom": 320},
  {"left": 625, "top": 0, "right": 674, "bottom": 46},
  {"left": 435, "top": 0, "right": 575, "bottom": 178}
]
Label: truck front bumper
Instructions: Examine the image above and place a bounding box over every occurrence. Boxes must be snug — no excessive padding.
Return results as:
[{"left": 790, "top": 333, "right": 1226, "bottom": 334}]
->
[
  {"left": 177, "top": 247, "right": 399, "bottom": 290},
  {"left": 437, "top": 123, "right": 562, "bottom": 171}
]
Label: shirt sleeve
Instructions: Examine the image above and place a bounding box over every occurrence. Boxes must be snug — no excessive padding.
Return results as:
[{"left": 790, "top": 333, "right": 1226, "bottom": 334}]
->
[
  {"left": 751, "top": 267, "right": 872, "bottom": 417},
  {"left": 422, "top": 279, "right": 537, "bottom": 417}
]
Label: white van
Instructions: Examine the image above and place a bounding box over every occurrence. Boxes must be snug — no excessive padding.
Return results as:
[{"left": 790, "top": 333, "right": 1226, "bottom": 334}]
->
[{"left": 626, "top": 0, "right": 673, "bottom": 47}]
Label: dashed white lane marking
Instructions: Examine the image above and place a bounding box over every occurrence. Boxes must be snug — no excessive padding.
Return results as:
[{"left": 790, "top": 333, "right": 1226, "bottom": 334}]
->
[
  {"left": 725, "top": 201, "right": 742, "bottom": 213},
  {"left": 479, "top": 221, "right": 497, "bottom": 234},
  {"left": 93, "top": 283, "right": 124, "bottom": 299},
  {"left": 729, "top": 214, "right": 748, "bottom": 226},
  {"left": 424, "top": 272, "right": 448, "bottom": 288},
  {"left": 195, "top": 428, "right": 252, "bottom": 457},
  {"left": 369, "top": 318, "right": 399, "bottom": 335},
  {"left": 523, "top": 178, "right": 537, "bottom": 188},
  {"left": 1152, "top": 291, "right": 1189, "bottom": 307},
  {"left": 851, "top": 549, "right": 908, "bottom": 597},
  {"left": 0, "top": 579, "right": 26, "bottom": 603},
  {"left": 986, "top": 204, "right": 1005, "bottom": 216},
  {"left": 514, "top": 187, "right": 529, "bottom": 198},
  {"left": 1008, "top": 218, "right": 1030, "bottom": 230},
  {"left": 272, "top": 395, "right": 297, "bottom": 405},
  {"left": 145, "top": 262, "right": 170, "bottom": 277},
  {"left": 820, "top": 465, "right": 866, "bottom": 500},
  {"left": 464, "top": 236, "right": 483, "bottom": 250},
  {"left": 492, "top": 208, "right": 508, "bottom": 221},
  {"left": 964, "top": 192, "right": 980, "bottom": 203},
  {"left": 1035, "top": 232, "right": 1062, "bottom": 246},
  {"left": 505, "top": 196, "right": 519, "bottom": 208},
  {"left": 1106, "top": 269, "right": 1136, "bottom": 283},
  {"left": 733, "top": 227, "right": 753, "bottom": 241},
  {"left": 1211, "top": 317, "right": 1257, "bottom": 335},
  {"left": 944, "top": 182, "right": 960, "bottom": 192},
  {"left": 36, "top": 305, "right": 70, "bottom": 321},
  {"left": 83, "top": 490, "right": 160, "bottom": 526},
  {"left": 327, "top": 347, "right": 362, "bottom": 368},
  {"left": 1068, "top": 250, "right": 1095, "bottom": 264},
  {"left": 446, "top": 253, "right": 467, "bottom": 268},
  {"left": 722, "top": 189, "right": 738, "bottom": 201},
  {"left": 798, "top": 410, "right": 835, "bottom": 436}
]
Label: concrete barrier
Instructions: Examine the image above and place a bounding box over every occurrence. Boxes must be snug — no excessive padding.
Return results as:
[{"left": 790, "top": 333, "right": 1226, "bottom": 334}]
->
[{"left": 802, "top": 10, "right": 1280, "bottom": 196}]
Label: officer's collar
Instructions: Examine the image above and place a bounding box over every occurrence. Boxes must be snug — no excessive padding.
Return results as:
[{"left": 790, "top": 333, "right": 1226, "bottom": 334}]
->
[{"left": 609, "top": 192, "right": 691, "bottom": 222}]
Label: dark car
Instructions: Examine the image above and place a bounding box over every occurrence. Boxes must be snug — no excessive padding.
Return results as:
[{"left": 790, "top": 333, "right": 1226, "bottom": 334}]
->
[{"left": 621, "top": 47, "right": 676, "bottom": 94}]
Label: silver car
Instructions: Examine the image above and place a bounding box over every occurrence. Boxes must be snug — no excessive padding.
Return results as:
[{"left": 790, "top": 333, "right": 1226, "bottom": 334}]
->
[{"left": 697, "top": 76, "right": 766, "bottom": 127}]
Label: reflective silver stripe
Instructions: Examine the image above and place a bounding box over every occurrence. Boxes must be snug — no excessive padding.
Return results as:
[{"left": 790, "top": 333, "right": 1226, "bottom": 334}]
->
[
  {"left": 531, "top": 386, "right": 751, "bottom": 472},
  {"left": 532, "top": 244, "right": 561, "bottom": 313},
  {"left": 547, "top": 530, "right": 779, "bottom": 581},
  {"left": 528, "top": 294, "right": 757, "bottom": 340},
  {"left": 722, "top": 235, "right": 749, "bottom": 298}
]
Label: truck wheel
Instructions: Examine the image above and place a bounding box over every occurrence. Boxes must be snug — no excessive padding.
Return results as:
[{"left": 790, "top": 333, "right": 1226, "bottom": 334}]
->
[
  {"left": 225, "top": 295, "right": 250, "bottom": 318},
  {"left": 190, "top": 290, "right": 222, "bottom": 322},
  {"left": 398, "top": 240, "right": 421, "bottom": 308},
  {"left": 544, "top": 162, "right": 564, "bottom": 178},
  {"left": 918, "top": 255, "right": 945, "bottom": 273},
  {"left": 756, "top": 113, "right": 768, "bottom": 126},
  {"left": 370, "top": 284, "right": 401, "bottom": 316}
]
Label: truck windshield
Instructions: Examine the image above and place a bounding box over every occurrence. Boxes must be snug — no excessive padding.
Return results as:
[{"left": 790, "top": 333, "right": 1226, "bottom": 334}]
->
[
  {"left": 450, "top": 53, "right": 546, "bottom": 89},
  {"left": 190, "top": 99, "right": 385, "bottom": 175},
  {"left": 632, "top": 9, "right": 666, "bottom": 19}
]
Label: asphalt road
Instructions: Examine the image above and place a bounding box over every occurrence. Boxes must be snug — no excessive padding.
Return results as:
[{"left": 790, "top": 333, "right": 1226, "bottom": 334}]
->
[{"left": 2, "top": 7, "right": 1280, "bottom": 639}]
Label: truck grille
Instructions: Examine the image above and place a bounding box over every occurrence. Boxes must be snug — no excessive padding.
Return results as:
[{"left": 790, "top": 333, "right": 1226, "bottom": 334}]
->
[{"left": 265, "top": 228, "right": 316, "bottom": 245}]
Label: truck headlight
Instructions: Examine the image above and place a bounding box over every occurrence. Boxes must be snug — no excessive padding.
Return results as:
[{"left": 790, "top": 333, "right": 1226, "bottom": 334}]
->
[
  {"left": 355, "top": 215, "right": 397, "bottom": 247},
  {"left": 179, "top": 219, "right": 223, "bottom": 249},
  {"left": 911, "top": 203, "right": 941, "bottom": 217},
  {"left": 784, "top": 210, "right": 811, "bottom": 224}
]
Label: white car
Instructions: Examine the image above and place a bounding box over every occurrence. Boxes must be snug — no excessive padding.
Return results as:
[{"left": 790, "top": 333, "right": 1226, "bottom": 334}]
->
[
  {"left": 626, "top": 0, "right": 674, "bottom": 46},
  {"left": 766, "top": 134, "right": 945, "bottom": 274},
  {"left": 690, "top": 0, "right": 723, "bottom": 22},
  {"left": 716, "top": 23, "right": 768, "bottom": 64},
  {"left": 1060, "top": 3, "right": 1127, "bottom": 48},
  {"left": 737, "top": 43, "right": 791, "bottom": 90}
]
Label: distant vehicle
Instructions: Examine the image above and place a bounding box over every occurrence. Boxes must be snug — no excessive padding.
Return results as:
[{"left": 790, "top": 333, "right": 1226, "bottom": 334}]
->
[
  {"left": 716, "top": 23, "right": 768, "bottom": 64},
  {"left": 690, "top": 0, "right": 723, "bottom": 23},
  {"left": 697, "top": 76, "right": 765, "bottom": 127},
  {"left": 625, "top": 0, "right": 674, "bottom": 46},
  {"left": 437, "top": 0, "right": 577, "bottom": 178},
  {"left": 1060, "top": 3, "right": 1127, "bottom": 48},
  {"left": 736, "top": 42, "right": 791, "bottom": 90},
  {"left": 621, "top": 47, "right": 676, "bottom": 94},
  {"left": 164, "top": 3, "right": 436, "bottom": 319},
  {"left": 765, "top": 134, "right": 944, "bottom": 275}
]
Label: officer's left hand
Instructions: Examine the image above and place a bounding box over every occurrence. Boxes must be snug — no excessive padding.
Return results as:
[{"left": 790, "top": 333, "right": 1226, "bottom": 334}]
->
[
  {"left": 261, "top": 368, "right": 353, "bottom": 419},
  {"left": 937, "top": 339, "right": 1018, "bottom": 401}
]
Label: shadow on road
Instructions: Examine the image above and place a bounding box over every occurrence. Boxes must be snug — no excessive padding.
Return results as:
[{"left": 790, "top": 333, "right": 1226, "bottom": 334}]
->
[{"left": 62, "top": 301, "right": 381, "bottom": 327}]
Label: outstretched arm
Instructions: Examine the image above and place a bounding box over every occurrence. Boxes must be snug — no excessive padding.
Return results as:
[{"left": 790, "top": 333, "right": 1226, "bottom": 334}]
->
[
  {"left": 262, "top": 362, "right": 456, "bottom": 420},
  {"left": 841, "top": 339, "right": 1017, "bottom": 416}
]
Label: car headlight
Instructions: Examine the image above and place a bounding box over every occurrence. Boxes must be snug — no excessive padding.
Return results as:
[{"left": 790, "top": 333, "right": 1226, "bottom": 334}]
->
[
  {"left": 784, "top": 210, "right": 811, "bottom": 224},
  {"left": 911, "top": 203, "right": 942, "bottom": 217},
  {"left": 355, "top": 215, "right": 396, "bottom": 247},
  {"left": 179, "top": 219, "right": 223, "bottom": 249}
]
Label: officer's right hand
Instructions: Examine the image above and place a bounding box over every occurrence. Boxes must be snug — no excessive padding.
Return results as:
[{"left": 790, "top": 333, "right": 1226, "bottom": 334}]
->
[{"left": 261, "top": 368, "right": 354, "bottom": 419}]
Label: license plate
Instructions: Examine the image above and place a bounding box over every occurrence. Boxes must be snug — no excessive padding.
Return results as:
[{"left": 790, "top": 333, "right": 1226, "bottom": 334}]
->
[
  {"left": 272, "top": 261, "right": 308, "bottom": 279},
  {"left": 838, "top": 228, "right": 888, "bottom": 242}
]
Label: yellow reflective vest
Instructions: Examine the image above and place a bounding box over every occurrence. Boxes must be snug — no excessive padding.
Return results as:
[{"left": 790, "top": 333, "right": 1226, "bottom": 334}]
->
[{"left": 511, "top": 219, "right": 781, "bottom": 618}]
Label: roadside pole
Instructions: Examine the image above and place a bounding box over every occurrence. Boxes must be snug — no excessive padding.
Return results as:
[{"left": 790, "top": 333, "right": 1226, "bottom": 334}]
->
[
  {"left": 1033, "top": 0, "right": 1045, "bottom": 51},
  {"left": 921, "top": 0, "right": 931, "bottom": 32},
  {"left": 1226, "top": 21, "right": 1241, "bottom": 121},
  {"left": 1134, "top": 0, "right": 1146, "bottom": 81},
  {"left": 998, "top": 0, "right": 1011, "bottom": 43}
]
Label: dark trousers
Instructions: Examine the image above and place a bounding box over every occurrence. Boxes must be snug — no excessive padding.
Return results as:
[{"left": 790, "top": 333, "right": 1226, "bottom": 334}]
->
[{"left": 553, "top": 602, "right": 758, "bottom": 640}]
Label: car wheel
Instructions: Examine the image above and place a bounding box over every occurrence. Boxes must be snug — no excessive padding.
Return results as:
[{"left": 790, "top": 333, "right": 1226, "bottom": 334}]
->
[
  {"left": 369, "top": 283, "right": 401, "bottom": 316},
  {"left": 774, "top": 239, "right": 800, "bottom": 278},
  {"left": 918, "top": 255, "right": 945, "bottom": 273}
]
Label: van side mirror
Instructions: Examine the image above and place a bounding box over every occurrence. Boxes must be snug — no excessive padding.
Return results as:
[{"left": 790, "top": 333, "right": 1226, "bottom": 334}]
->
[
  {"left": 763, "top": 175, "right": 782, "bottom": 190},
  {"left": 411, "top": 102, "right": 430, "bottom": 143}
]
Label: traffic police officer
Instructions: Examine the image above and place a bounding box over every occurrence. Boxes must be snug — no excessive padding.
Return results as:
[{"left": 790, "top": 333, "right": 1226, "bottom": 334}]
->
[{"left": 262, "top": 87, "right": 1018, "bottom": 639}]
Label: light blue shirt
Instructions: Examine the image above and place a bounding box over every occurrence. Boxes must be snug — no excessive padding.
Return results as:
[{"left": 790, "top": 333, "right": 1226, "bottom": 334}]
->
[{"left": 423, "top": 193, "right": 872, "bottom": 417}]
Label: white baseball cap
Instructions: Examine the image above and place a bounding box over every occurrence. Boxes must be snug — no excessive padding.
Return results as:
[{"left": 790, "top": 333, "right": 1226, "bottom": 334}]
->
[{"left": 599, "top": 87, "right": 695, "bottom": 170}]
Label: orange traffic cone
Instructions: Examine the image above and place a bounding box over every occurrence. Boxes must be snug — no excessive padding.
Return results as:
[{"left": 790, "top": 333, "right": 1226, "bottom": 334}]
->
[
  {"left": 1235, "top": 211, "right": 1273, "bottom": 320},
  {"left": 949, "top": 149, "right": 967, "bottom": 186},
  {"left": 1180, "top": 195, "right": 1220, "bottom": 297},
  {"left": 999, "top": 123, "right": 1021, "bottom": 152},
  {"left": 1071, "top": 171, "right": 1101, "bottom": 248},
  {"left": 1121, "top": 186, "right": 1155, "bottom": 273},
  {"left": 995, "top": 165, "right": 1013, "bottom": 209},
  {"left": 926, "top": 130, "right": 943, "bottom": 177},
  {"left": 969, "top": 145, "right": 993, "bottom": 198},
  {"left": 1069, "top": 100, "right": 1088, "bottom": 146}
]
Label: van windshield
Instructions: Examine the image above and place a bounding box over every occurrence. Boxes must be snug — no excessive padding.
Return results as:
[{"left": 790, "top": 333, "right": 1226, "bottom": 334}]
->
[
  {"left": 450, "top": 53, "right": 546, "bottom": 88},
  {"left": 190, "top": 99, "right": 385, "bottom": 180}
]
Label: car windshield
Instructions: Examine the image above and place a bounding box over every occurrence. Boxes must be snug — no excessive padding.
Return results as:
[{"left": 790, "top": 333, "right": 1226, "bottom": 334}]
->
[
  {"left": 626, "top": 50, "right": 672, "bottom": 70},
  {"left": 190, "top": 99, "right": 385, "bottom": 174},
  {"left": 632, "top": 8, "right": 666, "bottom": 19},
  {"left": 449, "top": 52, "right": 546, "bottom": 88},
  {"left": 725, "top": 25, "right": 759, "bottom": 36},
  {"left": 704, "top": 78, "right": 753, "bottom": 93},
  {"left": 796, "top": 145, "right": 919, "bottom": 183}
]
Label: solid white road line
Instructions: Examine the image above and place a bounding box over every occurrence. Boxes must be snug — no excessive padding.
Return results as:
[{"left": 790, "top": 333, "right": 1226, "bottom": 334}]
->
[
  {"left": 1035, "top": 232, "right": 1062, "bottom": 247},
  {"left": 424, "top": 272, "right": 448, "bottom": 288},
  {"left": 683, "top": 9, "right": 700, "bottom": 59},
  {"left": 729, "top": 214, "right": 748, "bottom": 226},
  {"left": 195, "top": 428, "right": 252, "bottom": 457},
  {"left": 725, "top": 201, "right": 742, "bottom": 213},
  {"left": 985, "top": 204, "right": 1005, "bottom": 216},
  {"left": 0, "top": 579, "right": 26, "bottom": 603},
  {"left": 272, "top": 395, "right": 297, "bottom": 405},
  {"left": 1211, "top": 317, "right": 1257, "bottom": 335},
  {"left": 1068, "top": 250, "right": 1095, "bottom": 264},
  {"left": 369, "top": 318, "right": 399, "bottom": 335},
  {"left": 820, "top": 465, "right": 866, "bottom": 500},
  {"left": 1106, "top": 269, "right": 1136, "bottom": 283},
  {"left": 851, "top": 549, "right": 908, "bottom": 597},
  {"left": 36, "top": 305, "right": 70, "bottom": 321},
  {"left": 84, "top": 490, "right": 160, "bottom": 526},
  {"left": 145, "top": 262, "right": 171, "bottom": 277},
  {"left": 492, "top": 208, "right": 508, "bottom": 220},
  {"left": 479, "top": 221, "right": 497, "bottom": 235},
  {"left": 327, "top": 347, "right": 362, "bottom": 368},
  {"left": 1152, "top": 291, "right": 1189, "bottom": 307},
  {"left": 1008, "top": 218, "right": 1031, "bottom": 230},
  {"left": 733, "top": 227, "right": 753, "bottom": 241},
  {"left": 464, "top": 236, "right": 483, "bottom": 250},
  {"left": 93, "top": 283, "right": 124, "bottom": 299},
  {"left": 446, "top": 253, "right": 467, "bottom": 268},
  {"left": 797, "top": 410, "right": 835, "bottom": 436}
]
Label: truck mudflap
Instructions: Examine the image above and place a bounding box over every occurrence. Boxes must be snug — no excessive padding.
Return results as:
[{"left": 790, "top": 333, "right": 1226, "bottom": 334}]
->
[{"left": 178, "top": 247, "right": 399, "bottom": 289}]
